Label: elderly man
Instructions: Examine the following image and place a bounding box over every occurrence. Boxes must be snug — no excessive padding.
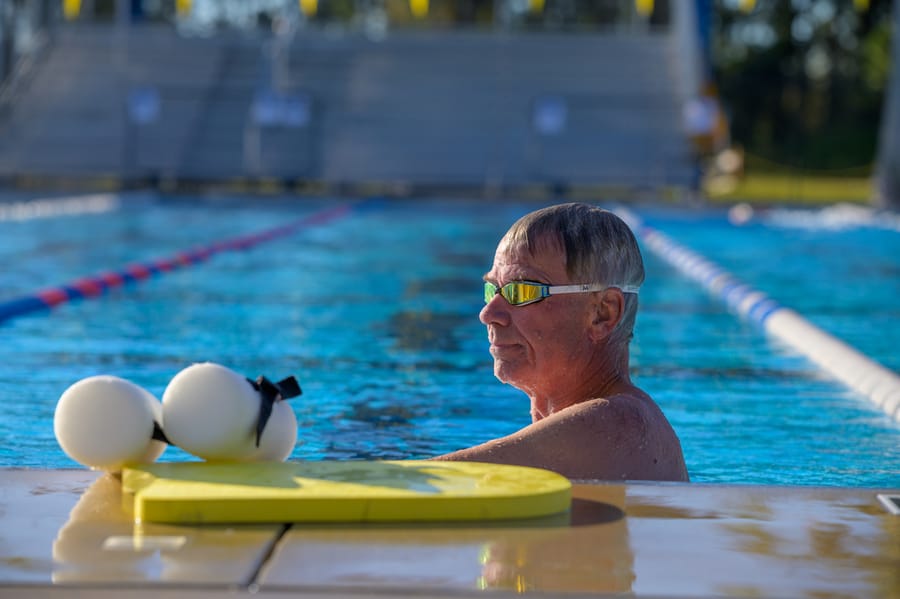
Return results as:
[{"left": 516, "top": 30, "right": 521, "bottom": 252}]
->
[{"left": 435, "top": 203, "right": 688, "bottom": 482}]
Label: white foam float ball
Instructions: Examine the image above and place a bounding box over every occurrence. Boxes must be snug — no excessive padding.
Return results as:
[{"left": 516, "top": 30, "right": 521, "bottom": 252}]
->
[
  {"left": 247, "top": 399, "right": 298, "bottom": 462},
  {"left": 54, "top": 376, "right": 166, "bottom": 472},
  {"left": 161, "top": 362, "right": 261, "bottom": 461}
]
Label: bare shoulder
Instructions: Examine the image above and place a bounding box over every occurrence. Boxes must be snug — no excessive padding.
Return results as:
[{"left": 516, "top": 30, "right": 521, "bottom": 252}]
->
[
  {"left": 554, "top": 393, "right": 689, "bottom": 481},
  {"left": 434, "top": 392, "right": 689, "bottom": 482},
  {"left": 561, "top": 393, "right": 668, "bottom": 437}
]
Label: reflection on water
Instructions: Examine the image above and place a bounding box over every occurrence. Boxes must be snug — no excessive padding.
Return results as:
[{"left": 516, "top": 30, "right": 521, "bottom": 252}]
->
[
  {"left": 263, "top": 487, "right": 634, "bottom": 594},
  {"left": 384, "top": 310, "right": 467, "bottom": 352},
  {"left": 478, "top": 489, "right": 633, "bottom": 593},
  {"left": 52, "top": 474, "right": 163, "bottom": 582},
  {"left": 345, "top": 400, "right": 416, "bottom": 426},
  {"left": 51, "top": 473, "right": 279, "bottom": 584}
]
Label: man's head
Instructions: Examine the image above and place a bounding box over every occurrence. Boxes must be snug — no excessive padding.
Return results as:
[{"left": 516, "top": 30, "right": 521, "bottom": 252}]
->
[
  {"left": 480, "top": 203, "right": 645, "bottom": 400},
  {"left": 497, "top": 203, "right": 644, "bottom": 346}
]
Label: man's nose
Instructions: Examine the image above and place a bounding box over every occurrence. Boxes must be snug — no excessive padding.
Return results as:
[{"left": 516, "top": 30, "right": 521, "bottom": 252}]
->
[{"left": 479, "top": 294, "right": 511, "bottom": 326}]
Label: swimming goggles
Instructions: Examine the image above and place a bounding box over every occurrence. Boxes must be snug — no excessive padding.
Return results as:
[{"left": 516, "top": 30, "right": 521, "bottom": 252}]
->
[{"left": 484, "top": 281, "right": 640, "bottom": 307}]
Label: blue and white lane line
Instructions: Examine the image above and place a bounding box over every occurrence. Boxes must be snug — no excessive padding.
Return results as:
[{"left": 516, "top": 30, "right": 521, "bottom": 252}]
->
[{"left": 615, "top": 206, "right": 900, "bottom": 423}]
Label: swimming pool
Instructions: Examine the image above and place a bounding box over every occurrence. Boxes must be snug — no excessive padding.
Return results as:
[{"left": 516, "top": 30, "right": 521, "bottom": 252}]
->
[{"left": 1, "top": 193, "right": 898, "bottom": 486}]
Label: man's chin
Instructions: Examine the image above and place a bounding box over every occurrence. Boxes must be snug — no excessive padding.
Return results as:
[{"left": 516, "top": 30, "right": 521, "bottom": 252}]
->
[{"left": 493, "top": 360, "right": 525, "bottom": 386}]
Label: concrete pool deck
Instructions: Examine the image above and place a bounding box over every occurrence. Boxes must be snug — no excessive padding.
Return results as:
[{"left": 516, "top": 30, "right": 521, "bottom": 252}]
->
[{"left": 1, "top": 469, "right": 898, "bottom": 598}]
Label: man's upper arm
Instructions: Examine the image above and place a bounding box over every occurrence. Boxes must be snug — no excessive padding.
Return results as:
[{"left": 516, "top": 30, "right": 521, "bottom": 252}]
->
[
  {"left": 433, "top": 400, "right": 622, "bottom": 475},
  {"left": 431, "top": 429, "right": 541, "bottom": 468}
]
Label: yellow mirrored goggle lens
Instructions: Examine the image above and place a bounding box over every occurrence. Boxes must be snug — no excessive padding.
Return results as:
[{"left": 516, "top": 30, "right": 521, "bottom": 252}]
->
[{"left": 484, "top": 282, "right": 545, "bottom": 306}]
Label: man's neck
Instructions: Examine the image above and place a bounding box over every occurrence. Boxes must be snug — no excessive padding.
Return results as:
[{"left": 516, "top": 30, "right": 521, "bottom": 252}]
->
[{"left": 528, "top": 349, "right": 633, "bottom": 422}]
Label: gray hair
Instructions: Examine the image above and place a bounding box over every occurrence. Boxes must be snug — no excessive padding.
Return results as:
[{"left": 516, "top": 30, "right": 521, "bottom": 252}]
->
[{"left": 502, "top": 202, "right": 645, "bottom": 347}]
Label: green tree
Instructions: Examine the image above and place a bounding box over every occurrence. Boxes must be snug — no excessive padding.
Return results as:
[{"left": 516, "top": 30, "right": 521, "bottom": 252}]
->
[{"left": 712, "top": 0, "right": 893, "bottom": 173}]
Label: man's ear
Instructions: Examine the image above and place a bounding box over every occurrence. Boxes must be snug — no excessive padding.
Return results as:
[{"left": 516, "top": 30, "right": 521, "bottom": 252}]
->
[{"left": 588, "top": 287, "right": 625, "bottom": 343}]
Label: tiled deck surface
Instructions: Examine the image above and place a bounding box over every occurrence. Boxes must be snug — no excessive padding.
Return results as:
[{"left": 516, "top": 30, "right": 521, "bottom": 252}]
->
[{"left": 1, "top": 469, "right": 898, "bottom": 598}]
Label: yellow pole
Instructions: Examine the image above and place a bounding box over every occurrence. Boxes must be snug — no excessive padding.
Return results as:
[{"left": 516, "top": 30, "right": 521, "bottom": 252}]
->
[
  {"left": 410, "top": 0, "right": 428, "bottom": 19},
  {"left": 62, "top": 0, "right": 81, "bottom": 20},
  {"left": 529, "top": 0, "right": 545, "bottom": 14},
  {"left": 854, "top": 0, "right": 870, "bottom": 11},
  {"left": 635, "top": 0, "right": 653, "bottom": 18},
  {"left": 738, "top": 0, "right": 756, "bottom": 13},
  {"left": 176, "top": 0, "right": 192, "bottom": 16},
  {"left": 299, "top": 0, "right": 318, "bottom": 17}
]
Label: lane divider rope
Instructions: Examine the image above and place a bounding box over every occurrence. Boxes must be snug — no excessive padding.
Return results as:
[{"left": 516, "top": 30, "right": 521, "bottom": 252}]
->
[
  {"left": 0, "top": 193, "right": 120, "bottom": 222},
  {"left": 0, "top": 201, "right": 356, "bottom": 324},
  {"left": 615, "top": 206, "right": 900, "bottom": 423}
]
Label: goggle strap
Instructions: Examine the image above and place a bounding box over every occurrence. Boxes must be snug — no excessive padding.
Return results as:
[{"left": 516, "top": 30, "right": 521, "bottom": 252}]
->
[{"left": 547, "top": 283, "right": 641, "bottom": 295}]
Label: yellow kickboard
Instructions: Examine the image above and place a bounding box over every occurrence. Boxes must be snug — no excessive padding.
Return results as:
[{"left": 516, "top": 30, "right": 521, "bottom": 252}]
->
[{"left": 122, "top": 460, "right": 572, "bottom": 524}]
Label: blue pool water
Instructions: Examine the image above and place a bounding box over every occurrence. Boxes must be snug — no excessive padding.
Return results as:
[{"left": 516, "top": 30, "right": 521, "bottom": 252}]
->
[{"left": 1, "top": 193, "right": 898, "bottom": 487}]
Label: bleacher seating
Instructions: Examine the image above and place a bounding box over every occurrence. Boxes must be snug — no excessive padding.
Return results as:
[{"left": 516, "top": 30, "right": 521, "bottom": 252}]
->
[{"left": 0, "top": 22, "right": 696, "bottom": 191}]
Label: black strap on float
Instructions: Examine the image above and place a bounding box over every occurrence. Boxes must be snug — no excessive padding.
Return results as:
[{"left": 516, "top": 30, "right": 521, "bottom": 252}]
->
[
  {"left": 151, "top": 420, "right": 171, "bottom": 445},
  {"left": 248, "top": 375, "right": 303, "bottom": 447}
]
